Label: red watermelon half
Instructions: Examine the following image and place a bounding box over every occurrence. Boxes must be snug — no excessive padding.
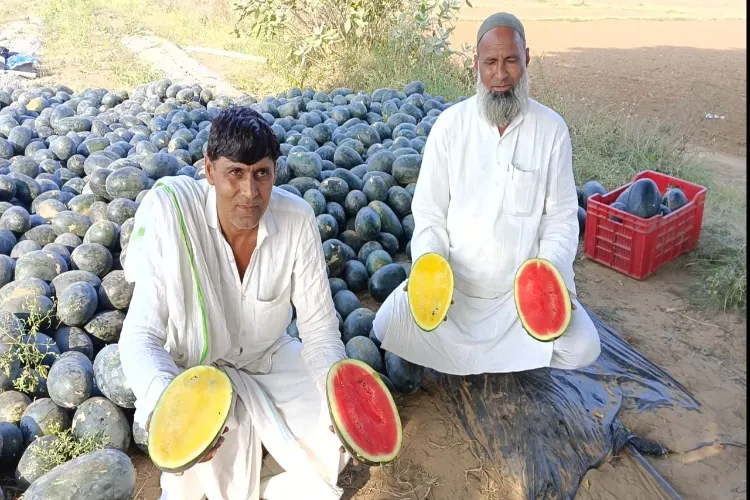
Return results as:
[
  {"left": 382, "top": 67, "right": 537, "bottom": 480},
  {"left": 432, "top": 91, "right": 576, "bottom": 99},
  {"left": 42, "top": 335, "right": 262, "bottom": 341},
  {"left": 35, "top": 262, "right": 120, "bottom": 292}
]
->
[
  {"left": 326, "top": 358, "right": 403, "bottom": 466},
  {"left": 513, "top": 258, "right": 572, "bottom": 342}
]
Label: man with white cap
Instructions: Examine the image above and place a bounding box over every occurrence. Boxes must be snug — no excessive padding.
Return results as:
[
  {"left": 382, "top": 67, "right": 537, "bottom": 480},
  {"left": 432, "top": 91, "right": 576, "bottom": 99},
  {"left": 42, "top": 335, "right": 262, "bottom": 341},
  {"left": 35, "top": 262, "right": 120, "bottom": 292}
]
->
[{"left": 372, "top": 13, "right": 601, "bottom": 376}]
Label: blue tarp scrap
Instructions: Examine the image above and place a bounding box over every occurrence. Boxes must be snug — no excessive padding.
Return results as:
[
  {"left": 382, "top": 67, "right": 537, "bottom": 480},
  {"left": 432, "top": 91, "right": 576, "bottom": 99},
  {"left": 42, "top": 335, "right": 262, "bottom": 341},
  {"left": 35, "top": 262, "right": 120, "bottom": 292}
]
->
[{"left": 1, "top": 52, "right": 38, "bottom": 71}]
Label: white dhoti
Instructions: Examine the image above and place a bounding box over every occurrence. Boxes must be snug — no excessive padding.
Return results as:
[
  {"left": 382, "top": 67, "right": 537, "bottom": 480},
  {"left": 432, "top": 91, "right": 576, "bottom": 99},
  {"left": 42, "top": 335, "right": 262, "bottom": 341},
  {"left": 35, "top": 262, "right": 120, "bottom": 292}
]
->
[
  {"left": 373, "top": 280, "right": 601, "bottom": 375},
  {"left": 155, "top": 339, "right": 348, "bottom": 500}
]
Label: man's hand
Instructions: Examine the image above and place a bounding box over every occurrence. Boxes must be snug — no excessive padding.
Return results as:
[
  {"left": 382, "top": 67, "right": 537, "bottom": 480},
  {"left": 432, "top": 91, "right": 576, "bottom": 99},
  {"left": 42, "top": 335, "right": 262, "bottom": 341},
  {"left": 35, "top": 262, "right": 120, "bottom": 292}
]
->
[
  {"left": 329, "top": 425, "right": 361, "bottom": 467},
  {"left": 146, "top": 413, "right": 229, "bottom": 473},
  {"left": 402, "top": 282, "right": 454, "bottom": 322}
]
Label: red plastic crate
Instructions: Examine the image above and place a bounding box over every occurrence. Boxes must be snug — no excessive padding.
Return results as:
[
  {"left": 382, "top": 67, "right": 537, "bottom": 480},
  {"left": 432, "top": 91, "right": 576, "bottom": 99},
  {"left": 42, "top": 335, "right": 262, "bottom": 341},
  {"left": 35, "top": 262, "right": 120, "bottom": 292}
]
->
[{"left": 583, "top": 170, "right": 707, "bottom": 280}]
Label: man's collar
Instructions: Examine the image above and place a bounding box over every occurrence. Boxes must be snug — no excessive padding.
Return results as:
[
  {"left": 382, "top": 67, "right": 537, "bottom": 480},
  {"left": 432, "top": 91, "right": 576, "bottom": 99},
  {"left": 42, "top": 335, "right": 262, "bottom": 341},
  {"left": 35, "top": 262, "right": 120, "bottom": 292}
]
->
[{"left": 205, "top": 185, "right": 278, "bottom": 243}]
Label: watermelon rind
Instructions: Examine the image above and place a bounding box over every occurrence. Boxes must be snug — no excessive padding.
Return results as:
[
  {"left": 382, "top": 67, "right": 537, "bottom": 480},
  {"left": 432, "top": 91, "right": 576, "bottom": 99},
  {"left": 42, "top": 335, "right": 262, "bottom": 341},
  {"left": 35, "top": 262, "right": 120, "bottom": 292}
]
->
[
  {"left": 513, "top": 258, "right": 572, "bottom": 342},
  {"left": 148, "top": 365, "right": 233, "bottom": 473},
  {"left": 406, "top": 252, "right": 454, "bottom": 332},
  {"left": 327, "top": 358, "right": 403, "bottom": 466}
]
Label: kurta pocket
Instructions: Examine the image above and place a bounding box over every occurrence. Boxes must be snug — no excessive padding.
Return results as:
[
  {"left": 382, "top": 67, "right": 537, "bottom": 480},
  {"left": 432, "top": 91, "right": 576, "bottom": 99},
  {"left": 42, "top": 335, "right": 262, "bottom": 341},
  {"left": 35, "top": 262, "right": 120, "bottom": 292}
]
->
[
  {"left": 253, "top": 285, "right": 292, "bottom": 338},
  {"left": 503, "top": 166, "right": 539, "bottom": 217}
]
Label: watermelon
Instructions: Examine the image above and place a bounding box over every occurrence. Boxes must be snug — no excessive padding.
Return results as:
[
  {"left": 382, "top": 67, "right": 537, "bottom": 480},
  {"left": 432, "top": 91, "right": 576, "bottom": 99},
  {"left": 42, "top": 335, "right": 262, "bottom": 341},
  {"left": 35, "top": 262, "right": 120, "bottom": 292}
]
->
[
  {"left": 407, "top": 253, "right": 453, "bottom": 332},
  {"left": 577, "top": 206, "right": 587, "bottom": 236},
  {"left": 384, "top": 352, "right": 424, "bottom": 394},
  {"left": 21, "top": 449, "right": 136, "bottom": 500},
  {"left": 513, "top": 258, "right": 572, "bottom": 342},
  {"left": 93, "top": 344, "right": 136, "bottom": 408},
  {"left": 355, "top": 207, "right": 381, "bottom": 241},
  {"left": 328, "top": 277, "right": 348, "bottom": 297},
  {"left": 47, "top": 351, "right": 94, "bottom": 409},
  {"left": 363, "top": 175, "right": 388, "bottom": 202},
  {"left": 326, "top": 358, "right": 402, "bottom": 465},
  {"left": 0, "top": 390, "right": 32, "bottom": 424},
  {"left": 149, "top": 366, "right": 233, "bottom": 473},
  {"left": 19, "top": 398, "right": 71, "bottom": 445},
  {"left": 345, "top": 336, "right": 383, "bottom": 372},
  {"left": 581, "top": 180, "right": 607, "bottom": 210},
  {"left": 333, "top": 290, "right": 361, "bottom": 319},
  {"left": 358, "top": 241, "right": 383, "bottom": 265},
  {"left": 365, "top": 249, "right": 393, "bottom": 276},
  {"left": 341, "top": 259, "right": 368, "bottom": 293},
  {"left": 369, "top": 263, "right": 407, "bottom": 303},
  {"left": 624, "top": 178, "right": 662, "bottom": 219},
  {"left": 662, "top": 187, "right": 689, "bottom": 212},
  {"left": 57, "top": 281, "right": 98, "bottom": 326},
  {"left": 342, "top": 307, "right": 376, "bottom": 343},
  {"left": 15, "top": 434, "right": 60, "bottom": 489},
  {"left": 0, "top": 422, "right": 24, "bottom": 470},
  {"left": 72, "top": 397, "right": 131, "bottom": 453}
]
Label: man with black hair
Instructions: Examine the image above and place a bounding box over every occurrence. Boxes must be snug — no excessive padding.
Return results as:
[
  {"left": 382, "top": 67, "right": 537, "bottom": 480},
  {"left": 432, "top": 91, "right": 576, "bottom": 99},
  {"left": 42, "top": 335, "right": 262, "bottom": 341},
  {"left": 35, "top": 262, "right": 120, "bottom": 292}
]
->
[{"left": 119, "top": 106, "right": 350, "bottom": 499}]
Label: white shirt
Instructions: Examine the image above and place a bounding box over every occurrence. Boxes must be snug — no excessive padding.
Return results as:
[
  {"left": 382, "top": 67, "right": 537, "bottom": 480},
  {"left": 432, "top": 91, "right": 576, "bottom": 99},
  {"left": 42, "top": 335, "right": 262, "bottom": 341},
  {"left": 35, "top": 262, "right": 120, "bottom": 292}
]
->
[
  {"left": 412, "top": 96, "right": 579, "bottom": 298},
  {"left": 377, "top": 95, "right": 580, "bottom": 373},
  {"left": 119, "top": 184, "right": 347, "bottom": 416}
]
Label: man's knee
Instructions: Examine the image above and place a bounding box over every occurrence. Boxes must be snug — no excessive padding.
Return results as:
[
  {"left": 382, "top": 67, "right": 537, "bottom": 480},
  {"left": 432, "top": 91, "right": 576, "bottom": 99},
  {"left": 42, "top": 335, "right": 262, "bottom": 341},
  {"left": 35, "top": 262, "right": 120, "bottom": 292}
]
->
[
  {"left": 575, "top": 323, "right": 601, "bottom": 368},
  {"left": 551, "top": 310, "right": 601, "bottom": 370}
]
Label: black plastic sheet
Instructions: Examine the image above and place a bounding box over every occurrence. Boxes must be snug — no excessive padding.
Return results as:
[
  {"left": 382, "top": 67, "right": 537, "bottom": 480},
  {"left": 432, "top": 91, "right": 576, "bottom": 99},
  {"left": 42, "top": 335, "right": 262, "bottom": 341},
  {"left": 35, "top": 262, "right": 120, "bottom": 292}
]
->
[{"left": 431, "top": 306, "right": 699, "bottom": 499}]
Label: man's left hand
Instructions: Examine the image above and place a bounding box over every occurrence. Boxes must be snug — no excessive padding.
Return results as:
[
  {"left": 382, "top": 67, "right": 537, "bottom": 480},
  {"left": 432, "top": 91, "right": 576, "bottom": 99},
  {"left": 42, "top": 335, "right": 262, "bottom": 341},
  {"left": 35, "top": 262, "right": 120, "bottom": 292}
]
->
[{"left": 329, "top": 425, "right": 361, "bottom": 466}]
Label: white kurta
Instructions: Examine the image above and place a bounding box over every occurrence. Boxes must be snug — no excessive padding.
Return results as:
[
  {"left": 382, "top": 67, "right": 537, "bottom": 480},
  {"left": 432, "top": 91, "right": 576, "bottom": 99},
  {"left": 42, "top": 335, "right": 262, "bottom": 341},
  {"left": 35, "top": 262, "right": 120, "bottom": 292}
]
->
[
  {"left": 119, "top": 177, "right": 348, "bottom": 499},
  {"left": 373, "top": 96, "right": 601, "bottom": 375}
]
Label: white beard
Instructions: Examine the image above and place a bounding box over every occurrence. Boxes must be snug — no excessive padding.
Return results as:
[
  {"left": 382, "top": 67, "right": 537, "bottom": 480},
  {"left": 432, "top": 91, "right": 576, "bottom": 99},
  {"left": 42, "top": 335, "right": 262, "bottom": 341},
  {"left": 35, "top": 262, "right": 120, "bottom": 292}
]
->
[{"left": 476, "top": 69, "right": 530, "bottom": 127}]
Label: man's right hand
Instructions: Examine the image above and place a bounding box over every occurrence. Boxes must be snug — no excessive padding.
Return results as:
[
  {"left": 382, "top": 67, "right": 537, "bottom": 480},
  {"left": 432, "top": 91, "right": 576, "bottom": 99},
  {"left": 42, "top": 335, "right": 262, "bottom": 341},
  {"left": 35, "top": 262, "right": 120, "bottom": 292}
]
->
[{"left": 145, "top": 412, "right": 228, "bottom": 473}]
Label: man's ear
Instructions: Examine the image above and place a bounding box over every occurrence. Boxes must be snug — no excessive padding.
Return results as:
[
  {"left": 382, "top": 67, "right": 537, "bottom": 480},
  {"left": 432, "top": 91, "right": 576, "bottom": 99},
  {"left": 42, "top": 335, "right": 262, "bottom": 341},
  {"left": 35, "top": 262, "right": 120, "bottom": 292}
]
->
[
  {"left": 473, "top": 52, "right": 478, "bottom": 72},
  {"left": 525, "top": 47, "right": 530, "bottom": 67},
  {"left": 205, "top": 155, "right": 215, "bottom": 185}
]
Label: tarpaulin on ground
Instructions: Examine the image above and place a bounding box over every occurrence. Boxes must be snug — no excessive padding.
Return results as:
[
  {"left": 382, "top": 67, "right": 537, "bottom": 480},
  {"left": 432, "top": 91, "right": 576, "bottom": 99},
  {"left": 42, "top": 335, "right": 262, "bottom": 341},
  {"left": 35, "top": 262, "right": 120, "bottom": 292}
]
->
[{"left": 432, "top": 305, "right": 699, "bottom": 499}]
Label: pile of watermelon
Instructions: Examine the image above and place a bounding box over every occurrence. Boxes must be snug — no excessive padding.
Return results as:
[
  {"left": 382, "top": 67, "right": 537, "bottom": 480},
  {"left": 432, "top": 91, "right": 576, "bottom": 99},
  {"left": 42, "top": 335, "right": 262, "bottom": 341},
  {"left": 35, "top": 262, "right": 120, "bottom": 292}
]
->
[{"left": 0, "top": 79, "right": 450, "bottom": 495}]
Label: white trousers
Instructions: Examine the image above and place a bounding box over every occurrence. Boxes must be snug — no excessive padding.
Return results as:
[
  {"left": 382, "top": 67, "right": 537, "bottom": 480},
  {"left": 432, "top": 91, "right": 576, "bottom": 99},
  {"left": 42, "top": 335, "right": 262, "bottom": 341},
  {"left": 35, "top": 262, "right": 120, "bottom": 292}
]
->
[
  {"left": 373, "top": 282, "right": 601, "bottom": 374},
  {"left": 158, "top": 340, "right": 348, "bottom": 500}
]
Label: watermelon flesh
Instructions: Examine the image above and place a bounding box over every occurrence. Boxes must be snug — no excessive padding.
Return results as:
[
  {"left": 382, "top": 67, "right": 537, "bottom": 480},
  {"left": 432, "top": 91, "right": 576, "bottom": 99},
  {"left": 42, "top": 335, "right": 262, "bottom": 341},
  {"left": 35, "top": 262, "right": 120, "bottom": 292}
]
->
[
  {"left": 327, "top": 359, "right": 402, "bottom": 465},
  {"left": 513, "top": 258, "right": 572, "bottom": 342}
]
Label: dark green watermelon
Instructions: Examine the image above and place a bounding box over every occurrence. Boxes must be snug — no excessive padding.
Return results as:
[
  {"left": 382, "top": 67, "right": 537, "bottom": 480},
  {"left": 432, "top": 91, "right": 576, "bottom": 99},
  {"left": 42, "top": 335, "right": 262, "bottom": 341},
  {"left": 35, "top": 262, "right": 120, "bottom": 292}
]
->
[
  {"left": 332, "top": 289, "right": 361, "bottom": 320},
  {"left": 341, "top": 259, "right": 368, "bottom": 293},
  {"left": 624, "top": 178, "right": 661, "bottom": 219},
  {"left": 662, "top": 188, "right": 688, "bottom": 212},
  {"left": 368, "top": 263, "right": 407, "bottom": 303},
  {"left": 354, "top": 206, "right": 381, "bottom": 241},
  {"left": 577, "top": 206, "right": 586, "bottom": 236},
  {"left": 581, "top": 180, "right": 607, "bottom": 209},
  {"left": 328, "top": 278, "right": 347, "bottom": 297}
]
